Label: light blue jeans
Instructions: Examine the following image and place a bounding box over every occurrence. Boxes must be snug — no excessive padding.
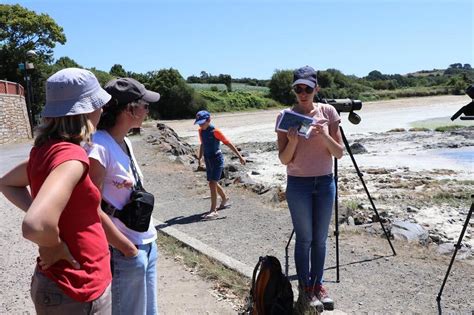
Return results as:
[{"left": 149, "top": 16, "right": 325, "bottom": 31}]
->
[
  {"left": 111, "top": 242, "right": 158, "bottom": 315},
  {"left": 286, "top": 174, "right": 335, "bottom": 288}
]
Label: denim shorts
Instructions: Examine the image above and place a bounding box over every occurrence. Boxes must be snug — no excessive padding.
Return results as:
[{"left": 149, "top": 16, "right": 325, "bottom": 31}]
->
[{"left": 204, "top": 153, "right": 224, "bottom": 181}]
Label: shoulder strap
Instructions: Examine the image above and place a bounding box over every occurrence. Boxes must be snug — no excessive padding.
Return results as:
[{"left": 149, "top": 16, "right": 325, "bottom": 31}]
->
[
  {"left": 123, "top": 140, "right": 144, "bottom": 190},
  {"left": 243, "top": 256, "right": 265, "bottom": 313}
]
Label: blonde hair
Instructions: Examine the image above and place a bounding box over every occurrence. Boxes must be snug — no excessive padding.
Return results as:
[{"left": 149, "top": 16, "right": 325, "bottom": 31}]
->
[{"left": 34, "top": 114, "right": 95, "bottom": 147}]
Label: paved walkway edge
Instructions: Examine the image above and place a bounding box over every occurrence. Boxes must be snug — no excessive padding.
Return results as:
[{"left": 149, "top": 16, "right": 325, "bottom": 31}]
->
[{"left": 155, "top": 219, "right": 254, "bottom": 279}]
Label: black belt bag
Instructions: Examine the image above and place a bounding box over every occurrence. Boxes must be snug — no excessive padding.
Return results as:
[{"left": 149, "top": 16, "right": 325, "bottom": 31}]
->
[
  {"left": 102, "top": 141, "right": 155, "bottom": 233},
  {"left": 119, "top": 188, "right": 154, "bottom": 232}
]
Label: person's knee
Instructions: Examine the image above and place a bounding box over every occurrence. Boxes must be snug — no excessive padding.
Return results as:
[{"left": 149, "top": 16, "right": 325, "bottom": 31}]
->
[
  {"left": 295, "top": 237, "right": 312, "bottom": 249},
  {"left": 311, "top": 236, "right": 328, "bottom": 249}
]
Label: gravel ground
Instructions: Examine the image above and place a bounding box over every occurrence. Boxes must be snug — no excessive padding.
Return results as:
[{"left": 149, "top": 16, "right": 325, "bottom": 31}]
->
[
  {"left": 0, "top": 142, "right": 235, "bottom": 315},
  {"left": 134, "top": 127, "right": 474, "bottom": 314}
]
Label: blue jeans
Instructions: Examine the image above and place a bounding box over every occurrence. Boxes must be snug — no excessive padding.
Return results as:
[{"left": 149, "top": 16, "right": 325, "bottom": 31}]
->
[
  {"left": 286, "top": 174, "right": 335, "bottom": 288},
  {"left": 111, "top": 242, "right": 158, "bottom": 315}
]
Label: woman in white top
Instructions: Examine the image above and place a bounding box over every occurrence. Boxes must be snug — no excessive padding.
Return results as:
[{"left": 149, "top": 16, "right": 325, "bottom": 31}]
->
[{"left": 88, "top": 77, "right": 160, "bottom": 315}]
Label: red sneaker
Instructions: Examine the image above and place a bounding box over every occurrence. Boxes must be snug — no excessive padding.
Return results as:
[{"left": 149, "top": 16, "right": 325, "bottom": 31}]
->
[
  {"left": 315, "top": 284, "right": 334, "bottom": 311},
  {"left": 305, "top": 286, "right": 323, "bottom": 312}
]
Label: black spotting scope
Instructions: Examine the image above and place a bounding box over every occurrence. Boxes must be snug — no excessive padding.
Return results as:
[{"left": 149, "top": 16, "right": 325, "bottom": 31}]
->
[{"left": 319, "top": 98, "right": 363, "bottom": 125}]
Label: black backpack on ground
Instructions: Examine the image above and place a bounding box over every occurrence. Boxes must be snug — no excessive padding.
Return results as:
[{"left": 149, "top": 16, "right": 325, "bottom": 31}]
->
[{"left": 242, "top": 256, "right": 294, "bottom": 315}]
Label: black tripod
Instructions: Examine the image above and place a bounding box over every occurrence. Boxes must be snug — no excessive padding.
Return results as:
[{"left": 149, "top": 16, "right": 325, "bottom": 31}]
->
[
  {"left": 285, "top": 124, "right": 397, "bottom": 280},
  {"left": 437, "top": 87, "right": 474, "bottom": 307},
  {"left": 436, "top": 196, "right": 473, "bottom": 306}
]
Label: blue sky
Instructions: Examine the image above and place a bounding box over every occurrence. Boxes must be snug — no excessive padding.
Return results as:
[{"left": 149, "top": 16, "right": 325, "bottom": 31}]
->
[{"left": 6, "top": 0, "right": 473, "bottom": 79}]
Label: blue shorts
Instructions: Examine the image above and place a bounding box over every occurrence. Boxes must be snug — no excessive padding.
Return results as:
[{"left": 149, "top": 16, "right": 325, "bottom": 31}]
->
[{"left": 204, "top": 153, "right": 224, "bottom": 181}]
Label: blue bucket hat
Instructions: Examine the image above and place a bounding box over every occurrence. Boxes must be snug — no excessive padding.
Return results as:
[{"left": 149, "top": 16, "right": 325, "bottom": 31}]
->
[
  {"left": 194, "top": 110, "right": 210, "bottom": 125},
  {"left": 42, "top": 68, "right": 111, "bottom": 118},
  {"left": 292, "top": 66, "right": 318, "bottom": 88}
]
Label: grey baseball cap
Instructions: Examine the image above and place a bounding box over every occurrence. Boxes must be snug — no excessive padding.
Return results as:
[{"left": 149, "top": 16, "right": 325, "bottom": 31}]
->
[
  {"left": 292, "top": 66, "right": 318, "bottom": 88},
  {"left": 104, "top": 77, "right": 160, "bottom": 105},
  {"left": 42, "top": 68, "right": 111, "bottom": 118}
]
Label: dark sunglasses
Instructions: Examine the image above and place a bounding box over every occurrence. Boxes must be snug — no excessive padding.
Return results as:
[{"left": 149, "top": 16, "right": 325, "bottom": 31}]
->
[{"left": 293, "top": 85, "right": 314, "bottom": 94}]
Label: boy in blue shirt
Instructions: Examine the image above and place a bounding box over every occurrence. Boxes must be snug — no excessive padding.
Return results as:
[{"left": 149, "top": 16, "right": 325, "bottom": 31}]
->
[{"left": 195, "top": 110, "right": 246, "bottom": 219}]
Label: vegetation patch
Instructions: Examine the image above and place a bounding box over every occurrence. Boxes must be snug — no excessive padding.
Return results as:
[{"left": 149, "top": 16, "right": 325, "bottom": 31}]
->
[
  {"left": 199, "top": 90, "right": 281, "bottom": 112},
  {"left": 156, "top": 232, "right": 249, "bottom": 304},
  {"left": 434, "top": 125, "right": 466, "bottom": 132}
]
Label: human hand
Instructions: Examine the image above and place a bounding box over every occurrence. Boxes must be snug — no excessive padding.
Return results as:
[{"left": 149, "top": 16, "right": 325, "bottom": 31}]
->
[
  {"left": 38, "top": 240, "right": 80, "bottom": 270},
  {"left": 313, "top": 123, "right": 329, "bottom": 138},
  {"left": 120, "top": 243, "right": 139, "bottom": 258},
  {"left": 287, "top": 127, "right": 299, "bottom": 144}
]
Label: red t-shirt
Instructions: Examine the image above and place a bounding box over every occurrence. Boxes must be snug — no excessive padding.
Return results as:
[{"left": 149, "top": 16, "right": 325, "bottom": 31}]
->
[{"left": 27, "top": 140, "right": 112, "bottom": 302}]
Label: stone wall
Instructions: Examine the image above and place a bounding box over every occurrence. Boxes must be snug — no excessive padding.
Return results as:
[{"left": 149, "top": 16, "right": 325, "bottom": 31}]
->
[{"left": 0, "top": 93, "right": 32, "bottom": 144}]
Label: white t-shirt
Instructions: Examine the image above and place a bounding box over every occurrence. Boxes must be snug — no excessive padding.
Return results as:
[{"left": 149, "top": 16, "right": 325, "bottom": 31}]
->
[{"left": 88, "top": 130, "right": 157, "bottom": 245}]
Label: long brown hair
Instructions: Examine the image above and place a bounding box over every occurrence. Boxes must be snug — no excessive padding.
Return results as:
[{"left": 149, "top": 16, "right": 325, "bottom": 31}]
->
[
  {"left": 97, "top": 98, "right": 142, "bottom": 130},
  {"left": 34, "top": 114, "right": 95, "bottom": 147}
]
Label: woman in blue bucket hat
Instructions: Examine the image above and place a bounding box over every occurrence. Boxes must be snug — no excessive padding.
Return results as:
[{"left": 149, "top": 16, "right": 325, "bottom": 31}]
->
[{"left": 0, "top": 68, "right": 113, "bottom": 314}]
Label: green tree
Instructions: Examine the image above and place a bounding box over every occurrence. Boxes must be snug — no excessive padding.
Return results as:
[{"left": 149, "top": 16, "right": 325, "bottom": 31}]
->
[
  {"left": 147, "top": 68, "right": 206, "bottom": 119},
  {"left": 110, "top": 64, "right": 127, "bottom": 78},
  {"left": 54, "top": 56, "right": 80, "bottom": 69},
  {"left": 366, "top": 70, "right": 386, "bottom": 81},
  {"left": 316, "top": 71, "right": 334, "bottom": 88},
  {"left": 0, "top": 4, "right": 66, "bottom": 81},
  {"left": 89, "top": 68, "right": 114, "bottom": 86},
  {"left": 269, "top": 69, "right": 294, "bottom": 105},
  {"left": 219, "top": 74, "right": 232, "bottom": 92}
]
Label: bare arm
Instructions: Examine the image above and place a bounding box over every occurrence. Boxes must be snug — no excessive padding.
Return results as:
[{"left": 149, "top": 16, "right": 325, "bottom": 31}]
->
[
  {"left": 224, "top": 142, "right": 246, "bottom": 165},
  {"left": 22, "top": 160, "right": 86, "bottom": 246},
  {"left": 0, "top": 160, "right": 32, "bottom": 211},
  {"left": 197, "top": 144, "right": 203, "bottom": 167},
  {"left": 314, "top": 121, "right": 344, "bottom": 159},
  {"left": 1, "top": 160, "right": 80, "bottom": 269},
  {"left": 277, "top": 128, "right": 299, "bottom": 165},
  {"left": 89, "top": 158, "right": 138, "bottom": 257}
]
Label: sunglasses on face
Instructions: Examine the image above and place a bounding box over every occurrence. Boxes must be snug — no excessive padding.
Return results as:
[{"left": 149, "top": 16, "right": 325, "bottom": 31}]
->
[{"left": 293, "top": 85, "right": 314, "bottom": 94}]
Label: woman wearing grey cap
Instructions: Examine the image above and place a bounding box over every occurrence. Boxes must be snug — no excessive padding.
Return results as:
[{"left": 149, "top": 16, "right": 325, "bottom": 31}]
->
[
  {"left": 0, "top": 68, "right": 113, "bottom": 313},
  {"left": 276, "top": 66, "right": 343, "bottom": 312},
  {"left": 87, "top": 77, "right": 160, "bottom": 315}
]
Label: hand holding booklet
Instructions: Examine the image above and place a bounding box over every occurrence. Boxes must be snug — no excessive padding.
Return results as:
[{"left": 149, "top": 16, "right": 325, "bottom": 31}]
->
[{"left": 276, "top": 110, "right": 316, "bottom": 139}]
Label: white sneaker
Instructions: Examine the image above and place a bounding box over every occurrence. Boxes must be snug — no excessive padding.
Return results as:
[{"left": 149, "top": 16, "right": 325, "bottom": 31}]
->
[{"left": 315, "top": 285, "right": 334, "bottom": 311}]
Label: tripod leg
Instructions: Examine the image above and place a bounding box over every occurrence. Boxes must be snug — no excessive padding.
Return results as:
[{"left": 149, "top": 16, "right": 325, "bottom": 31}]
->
[
  {"left": 334, "top": 157, "right": 340, "bottom": 282},
  {"left": 285, "top": 229, "right": 295, "bottom": 277},
  {"left": 339, "top": 126, "right": 397, "bottom": 256},
  {"left": 436, "top": 198, "right": 473, "bottom": 303}
]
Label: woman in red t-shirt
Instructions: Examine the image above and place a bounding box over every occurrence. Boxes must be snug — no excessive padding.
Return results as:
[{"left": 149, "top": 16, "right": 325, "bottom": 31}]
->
[{"left": 0, "top": 68, "right": 114, "bottom": 314}]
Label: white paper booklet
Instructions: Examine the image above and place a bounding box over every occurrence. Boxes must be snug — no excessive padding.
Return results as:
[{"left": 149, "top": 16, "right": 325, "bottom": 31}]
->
[{"left": 276, "top": 110, "right": 316, "bottom": 139}]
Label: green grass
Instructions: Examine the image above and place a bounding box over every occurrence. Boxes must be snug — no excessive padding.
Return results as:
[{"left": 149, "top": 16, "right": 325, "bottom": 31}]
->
[
  {"left": 342, "top": 199, "right": 361, "bottom": 211},
  {"left": 359, "top": 86, "right": 451, "bottom": 101},
  {"left": 198, "top": 90, "right": 280, "bottom": 112},
  {"left": 434, "top": 125, "right": 467, "bottom": 132},
  {"left": 410, "top": 118, "right": 473, "bottom": 130},
  {"left": 156, "top": 232, "right": 249, "bottom": 303},
  {"left": 188, "top": 83, "right": 269, "bottom": 94}
]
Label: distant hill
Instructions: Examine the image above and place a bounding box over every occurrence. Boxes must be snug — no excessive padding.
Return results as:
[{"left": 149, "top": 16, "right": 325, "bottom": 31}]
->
[{"left": 406, "top": 69, "right": 445, "bottom": 77}]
